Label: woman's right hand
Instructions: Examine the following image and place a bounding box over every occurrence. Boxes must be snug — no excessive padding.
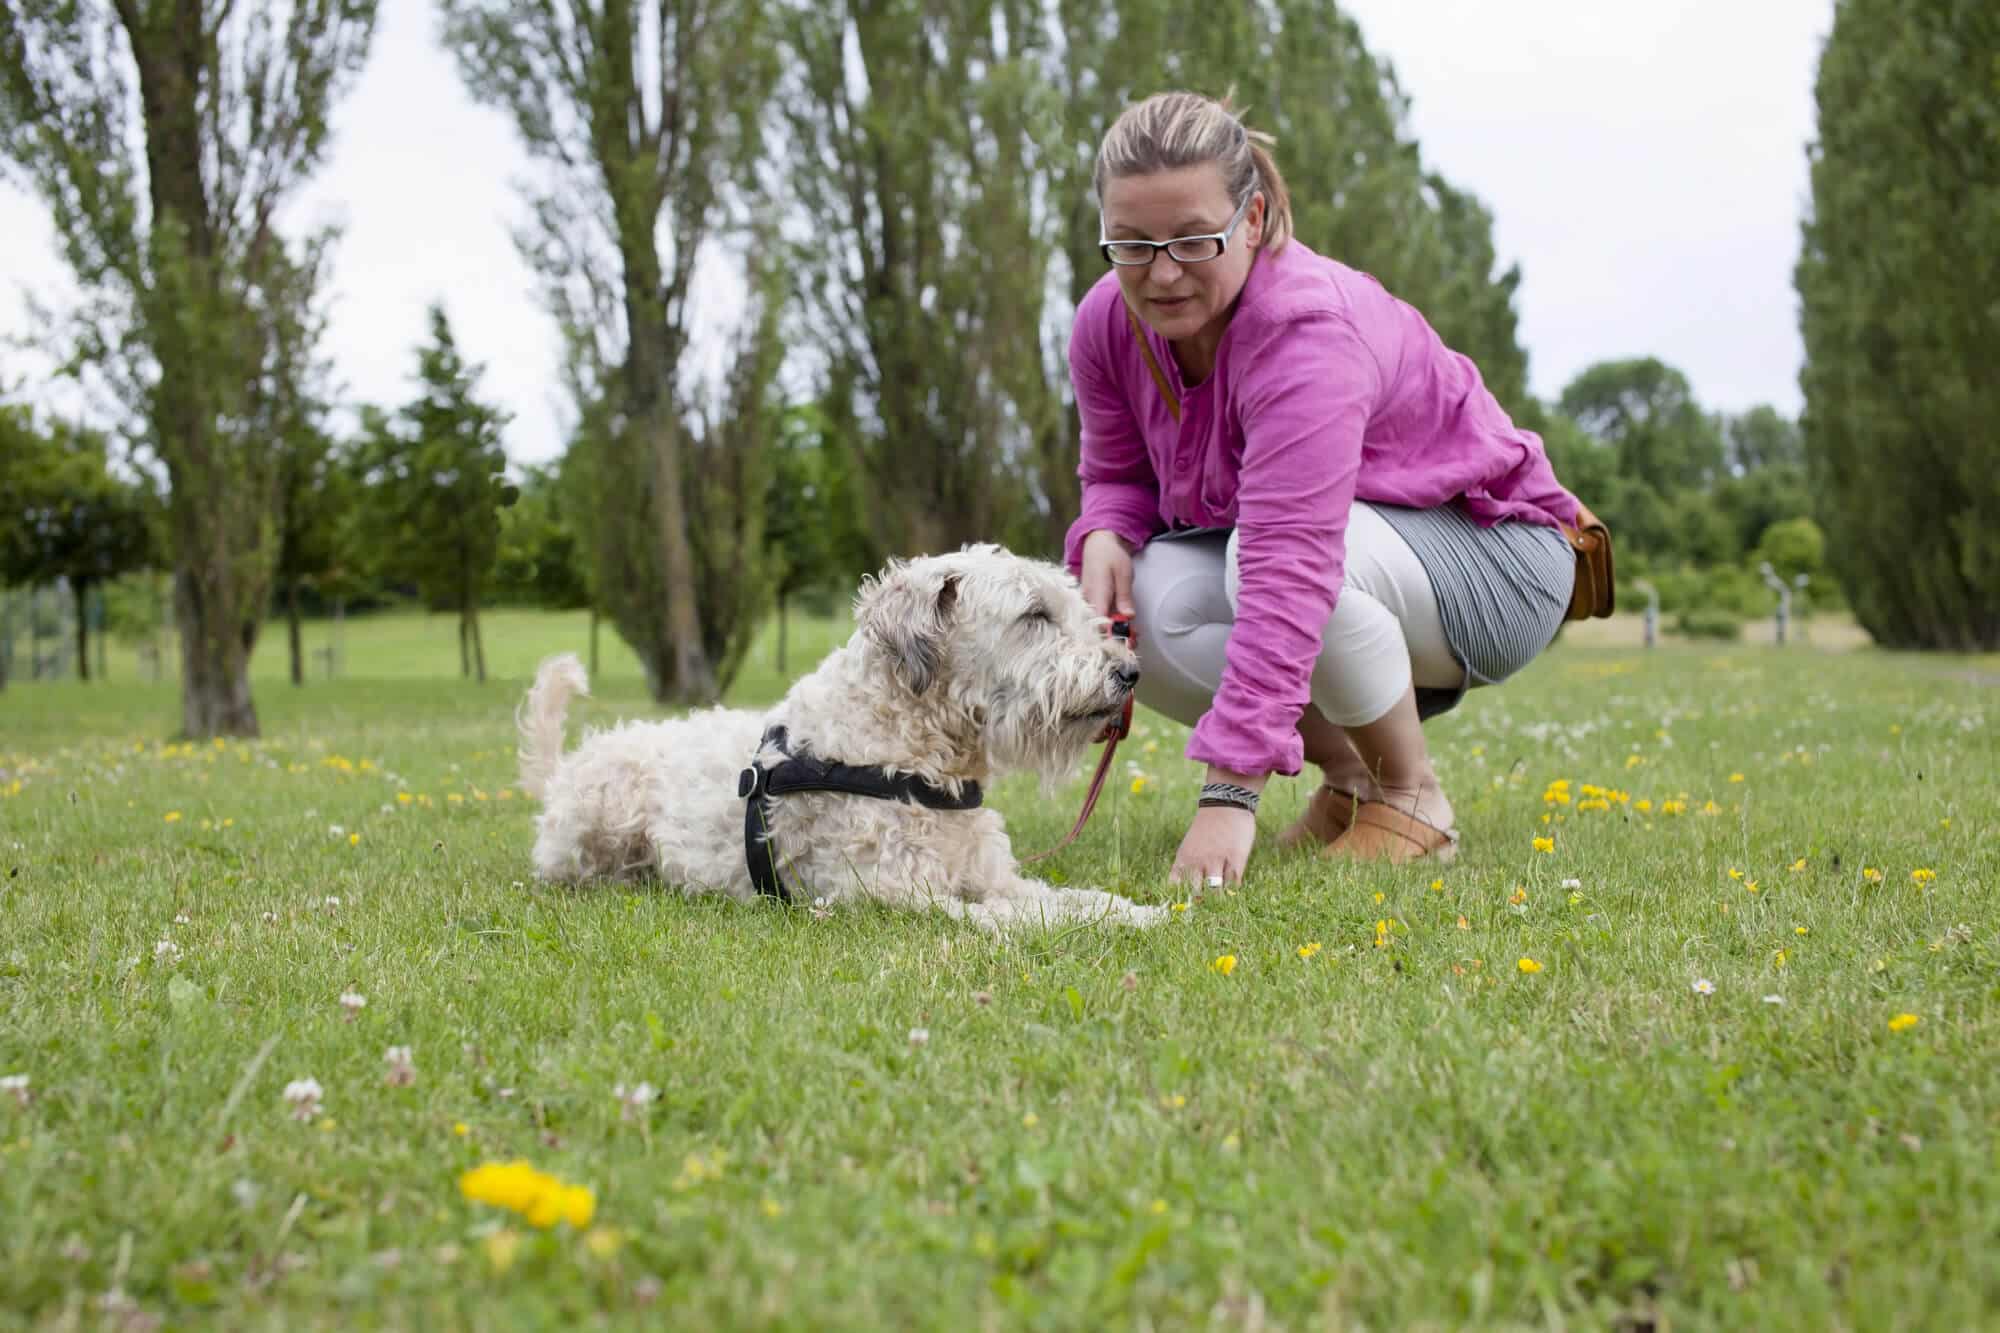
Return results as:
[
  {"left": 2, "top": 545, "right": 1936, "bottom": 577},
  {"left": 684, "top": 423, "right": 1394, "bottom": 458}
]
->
[{"left": 1079, "top": 529, "right": 1136, "bottom": 620}]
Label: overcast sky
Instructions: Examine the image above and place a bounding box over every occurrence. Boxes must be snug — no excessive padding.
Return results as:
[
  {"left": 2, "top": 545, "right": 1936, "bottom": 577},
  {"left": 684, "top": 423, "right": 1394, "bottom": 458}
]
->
[{"left": 0, "top": 0, "right": 1832, "bottom": 467}]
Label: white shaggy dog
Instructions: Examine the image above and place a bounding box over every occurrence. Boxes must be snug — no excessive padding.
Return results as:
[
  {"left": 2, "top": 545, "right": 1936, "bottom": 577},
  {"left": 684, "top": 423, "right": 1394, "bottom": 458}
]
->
[{"left": 517, "top": 544, "right": 1167, "bottom": 931}]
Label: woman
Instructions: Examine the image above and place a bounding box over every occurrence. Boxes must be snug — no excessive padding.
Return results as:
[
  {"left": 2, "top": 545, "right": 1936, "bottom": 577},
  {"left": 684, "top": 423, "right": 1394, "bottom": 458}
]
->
[{"left": 1066, "top": 90, "right": 1583, "bottom": 889}]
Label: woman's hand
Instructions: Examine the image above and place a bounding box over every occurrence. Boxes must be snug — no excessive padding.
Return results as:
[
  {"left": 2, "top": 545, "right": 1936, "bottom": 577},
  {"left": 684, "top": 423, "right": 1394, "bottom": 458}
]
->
[
  {"left": 1079, "top": 529, "right": 1136, "bottom": 620},
  {"left": 1169, "top": 805, "right": 1256, "bottom": 890}
]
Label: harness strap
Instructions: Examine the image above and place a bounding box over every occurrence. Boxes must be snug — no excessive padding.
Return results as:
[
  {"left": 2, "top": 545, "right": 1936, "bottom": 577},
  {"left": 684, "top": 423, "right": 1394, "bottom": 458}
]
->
[{"left": 740, "top": 725, "right": 984, "bottom": 902}]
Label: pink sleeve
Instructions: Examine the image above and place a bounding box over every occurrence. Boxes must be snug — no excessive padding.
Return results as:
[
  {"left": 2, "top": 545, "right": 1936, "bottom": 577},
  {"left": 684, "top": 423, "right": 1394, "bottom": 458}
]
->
[
  {"left": 1062, "top": 300, "right": 1165, "bottom": 576},
  {"left": 1187, "top": 314, "right": 1379, "bottom": 776}
]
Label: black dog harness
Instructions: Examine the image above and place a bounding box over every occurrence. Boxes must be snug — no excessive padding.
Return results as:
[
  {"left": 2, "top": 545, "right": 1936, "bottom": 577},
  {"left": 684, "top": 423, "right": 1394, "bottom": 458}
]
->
[{"left": 738, "top": 724, "right": 984, "bottom": 902}]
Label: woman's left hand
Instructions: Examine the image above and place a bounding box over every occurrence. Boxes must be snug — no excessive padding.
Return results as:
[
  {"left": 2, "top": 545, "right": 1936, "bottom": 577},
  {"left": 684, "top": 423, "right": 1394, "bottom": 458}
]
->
[{"left": 1169, "top": 805, "right": 1257, "bottom": 890}]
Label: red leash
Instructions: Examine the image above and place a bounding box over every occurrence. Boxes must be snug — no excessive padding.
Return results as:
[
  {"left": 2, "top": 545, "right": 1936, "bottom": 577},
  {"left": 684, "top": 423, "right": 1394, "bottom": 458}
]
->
[{"left": 1021, "top": 615, "right": 1136, "bottom": 865}]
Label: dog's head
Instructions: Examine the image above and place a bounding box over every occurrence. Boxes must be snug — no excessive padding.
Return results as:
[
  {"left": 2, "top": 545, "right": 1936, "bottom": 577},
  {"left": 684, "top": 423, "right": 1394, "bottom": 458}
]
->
[{"left": 855, "top": 544, "right": 1139, "bottom": 783}]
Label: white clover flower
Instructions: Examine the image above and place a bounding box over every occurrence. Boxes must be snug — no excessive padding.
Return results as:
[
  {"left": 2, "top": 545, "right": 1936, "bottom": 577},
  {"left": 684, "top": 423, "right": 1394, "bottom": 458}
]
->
[
  {"left": 908, "top": 1028, "right": 930, "bottom": 1048},
  {"left": 153, "top": 938, "right": 181, "bottom": 966},
  {"left": 338, "top": 991, "right": 367, "bottom": 1020},
  {"left": 282, "top": 1077, "right": 324, "bottom": 1121},
  {"left": 382, "top": 1046, "right": 415, "bottom": 1087},
  {"left": 613, "top": 1081, "right": 658, "bottom": 1122},
  {"left": 1691, "top": 978, "right": 1715, "bottom": 996},
  {"left": 1, "top": 1073, "right": 30, "bottom": 1107}
]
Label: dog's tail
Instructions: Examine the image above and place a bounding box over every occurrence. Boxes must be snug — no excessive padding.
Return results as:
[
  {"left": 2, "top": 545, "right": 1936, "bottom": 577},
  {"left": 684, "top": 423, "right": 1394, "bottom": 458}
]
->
[{"left": 517, "top": 653, "right": 589, "bottom": 801}]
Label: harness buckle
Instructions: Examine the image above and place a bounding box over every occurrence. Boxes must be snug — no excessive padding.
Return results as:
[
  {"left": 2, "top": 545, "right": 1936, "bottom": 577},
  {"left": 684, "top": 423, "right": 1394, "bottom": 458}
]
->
[{"left": 737, "top": 766, "right": 761, "bottom": 800}]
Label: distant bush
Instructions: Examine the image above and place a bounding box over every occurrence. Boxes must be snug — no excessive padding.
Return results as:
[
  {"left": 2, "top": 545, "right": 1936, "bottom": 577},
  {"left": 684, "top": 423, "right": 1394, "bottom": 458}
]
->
[{"left": 1676, "top": 607, "right": 1744, "bottom": 640}]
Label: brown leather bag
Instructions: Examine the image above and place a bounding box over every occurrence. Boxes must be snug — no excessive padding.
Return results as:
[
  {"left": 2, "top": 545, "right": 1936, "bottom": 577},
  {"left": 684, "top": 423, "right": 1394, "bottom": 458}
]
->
[
  {"left": 1127, "top": 303, "right": 1616, "bottom": 620},
  {"left": 1563, "top": 502, "right": 1616, "bottom": 621}
]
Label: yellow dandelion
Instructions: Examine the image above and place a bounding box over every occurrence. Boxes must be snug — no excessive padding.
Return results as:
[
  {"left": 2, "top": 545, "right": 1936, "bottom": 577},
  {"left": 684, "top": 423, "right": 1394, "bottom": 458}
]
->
[
  {"left": 1170, "top": 902, "right": 1189, "bottom": 915},
  {"left": 1635, "top": 798, "right": 1653, "bottom": 812},
  {"left": 1517, "top": 957, "right": 1543, "bottom": 974},
  {"left": 1728, "top": 773, "right": 1745, "bottom": 784},
  {"left": 1149, "top": 1198, "right": 1168, "bottom": 1216},
  {"left": 1430, "top": 878, "right": 1444, "bottom": 893},
  {"left": 1862, "top": 867, "right": 1884, "bottom": 884},
  {"left": 397, "top": 792, "right": 414, "bottom": 805},
  {"left": 1296, "top": 941, "right": 1322, "bottom": 959},
  {"left": 1744, "top": 880, "right": 1759, "bottom": 893},
  {"left": 164, "top": 811, "right": 182, "bottom": 823},
  {"left": 1372, "top": 891, "right": 1385, "bottom": 904},
  {"left": 1728, "top": 868, "right": 1744, "bottom": 880},
  {"left": 1699, "top": 800, "right": 1721, "bottom": 816},
  {"left": 348, "top": 832, "right": 360, "bottom": 846},
  {"left": 1625, "top": 754, "right": 1644, "bottom": 769},
  {"left": 1129, "top": 776, "right": 1149, "bottom": 795},
  {"left": 1508, "top": 887, "right": 1527, "bottom": 906},
  {"left": 453, "top": 1121, "right": 470, "bottom": 1137},
  {"left": 1888, "top": 1013, "right": 1919, "bottom": 1033},
  {"left": 1532, "top": 836, "right": 1554, "bottom": 854},
  {"left": 1790, "top": 857, "right": 1807, "bottom": 872},
  {"left": 1773, "top": 949, "right": 1789, "bottom": 968},
  {"left": 761, "top": 1198, "right": 785, "bottom": 1218},
  {"left": 1211, "top": 954, "right": 1237, "bottom": 976},
  {"left": 1794, "top": 925, "right": 1808, "bottom": 936},
  {"left": 583, "top": 1227, "right": 621, "bottom": 1258},
  {"left": 1021, "top": 1112, "right": 1038, "bottom": 1128},
  {"left": 1456, "top": 915, "right": 1470, "bottom": 930},
  {"left": 1911, "top": 868, "right": 1936, "bottom": 886}
]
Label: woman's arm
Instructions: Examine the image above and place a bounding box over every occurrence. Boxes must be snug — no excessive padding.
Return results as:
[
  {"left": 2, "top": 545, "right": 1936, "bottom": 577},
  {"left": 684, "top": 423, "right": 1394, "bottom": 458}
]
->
[
  {"left": 1186, "top": 312, "right": 1381, "bottom": 777},
  {"left": 1061, "top": 300, "right": 1167, "bottom": 577}
]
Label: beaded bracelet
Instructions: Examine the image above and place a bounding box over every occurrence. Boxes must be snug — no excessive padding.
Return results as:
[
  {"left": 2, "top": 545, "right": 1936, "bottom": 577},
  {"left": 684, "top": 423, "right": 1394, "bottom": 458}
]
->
[{"left": 1197, "top": 781, "right": 1260, "bottom": 813}]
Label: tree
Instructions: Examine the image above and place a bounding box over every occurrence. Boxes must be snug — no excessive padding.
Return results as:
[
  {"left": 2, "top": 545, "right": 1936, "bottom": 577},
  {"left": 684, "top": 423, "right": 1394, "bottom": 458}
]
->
[
  {"left": 1796, "top": 0, "right": 1999, "bottom": 649},
  {"left": 0, "top": 410, "right": 157, "bottom": 680},
  {"left": 0, "top": 0, "right": 377, "bottom": 734},
  {"left": 441, "top": 0, "right": 780, "bottom": 704},
  {"left": 360, "top": 306, "right": 517, "bottom": 683},
  {"left": 764, "top": 400, "right": 871, "bottom": 672},
  {"left": 491, "top": 464, "right": 590, "bottom": 611},
  {"left": 1722, "top": 405, "right": 1804, "bottom": 474},
  {"left": 1558, "top": 359, "right": 1725, "bottom": 496},
  {"left": 780, "top": 0, "right": 1051, "bottom": 560},
  {"left": 274, "top": 423, "right": 358, "bottom": 685}
]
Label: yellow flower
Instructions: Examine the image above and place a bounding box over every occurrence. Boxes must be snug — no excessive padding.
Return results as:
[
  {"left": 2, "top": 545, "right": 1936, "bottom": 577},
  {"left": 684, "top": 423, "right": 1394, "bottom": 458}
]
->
[
  {"left": 1744, "top": 880, "right": 1759, "bottom": 893},
  {"left": 483, "top": 1228, "right": 521, "bottom": 1274},
  {"left": 1531, "top": 837, "right": 1554, "bottom": 854},
  {"left": 1162, "top": 1094, "right": 1186, "bottom": 1110},
  {"left": 1517, "top": 957, "right": 1543, "bottom": 974},
  {"left": 1129, "top": 776, "right": 1149, "bottom": 795},
  {"left": 1661, "top": 800, "right": 1686, "bottom": 815},
  {"left": 1773, "top": 949, "right": 1789, "bottom": 968},
  {"left": 1699, "top": 800, "right": 1721, "bottom": 816},
  {"left": 1862, "top": 867, "right": 1884, "bottom": 884},
  {"left": 1211, "top": 954, "right": 1237, "bottom": 976},
  {"left": 1911, "top": 868, "right": 1936, "bottom": 886},
  {"left": 1149, "top": 1198, "right": 1168, "bottom": 1216},
  {"left": 1728, "top": 868, "right": 1744, "bottom": 880},
  {"left": 761, "top": 1198, "right": 785, "bottom": 1218},
  {"left": 1456, "top": 915, "right": 1470, "bottom": 930},
  {"left": 1296, "top": 941, "right": 1322, "bottom": 959},
  {"left": 1728, "top": 772, "right": 1745, "bottom": 784},
  {"left": 1939, "top": 817, "right": 1950, "bottom": 830},
  {"left": 1790, "top": 857, "right": 1807, "bottom": 872},
  {"left": 461, "top": 1160, "right": 596, "bottom": 1230},
  {"left": 164, "top": 811, "right": 182, "bottom": 823},
  {"left": 1021, "top": 1112, "right": 1038, "bottom": 1128},
  {"left": 396, "top": 792, "right": 413, "bottom": 805},
  {"left": 452, "top": 1122, "right": 470, "bottom": 1137},
  {"left": 1508, "top": 887, "right": 1527, "bottom": 906},
  {"left": 583, "top": 1227, "right": 622, "bottom": 1258},
  {"left": 1170, "top": 902, "right": 1189, "bottom": 915},
  {"left": 347, "top": 832, "right": 360, "bottom": 846},
  {"left": 1430, "top": 878, "right": 1444, "bottom": 892},
  {"left": 1794, "top": 925, "right": 1808, "bottom": 936},
  {"left": 1625, "top": 754, "right": 1644, "bottom": 769},
  {"left": 1888, "top": 1013, "right": 1920, "bottom": 1033},
  {"left": 1635, "top": 798, "right": 1653, "bottom": 812},
  {"left": 447, "top": 793, "right": 465, "bottom": 805},
  {"left": 1372, "top": 891, "right": 1385, "bottom": 905}
]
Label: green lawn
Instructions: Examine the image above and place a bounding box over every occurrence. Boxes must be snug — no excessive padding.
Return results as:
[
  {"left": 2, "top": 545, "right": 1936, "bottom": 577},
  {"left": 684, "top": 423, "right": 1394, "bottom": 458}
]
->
[{"left": 1, "top": 614, "right": 1995, "bottom": 1329}]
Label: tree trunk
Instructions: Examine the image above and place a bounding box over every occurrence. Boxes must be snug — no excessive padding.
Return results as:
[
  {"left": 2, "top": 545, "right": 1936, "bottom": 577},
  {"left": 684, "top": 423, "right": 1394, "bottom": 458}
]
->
[
  {"left": 777, "top": 590, "right": 788, "bottom": 676},
  {"left": 174, "top": 565, "right": 260, "bottom": 738},
  {"left": 73, "top": 579, "right": 92, "bottom": 682},
  {"left": 471, "top": 606, "right": 487, "bottom": 684},
  {"left": 458, "top": 610, "right": 470, "bottom": 679},
  {"left": 287, "top": 579, "right": 304, "bottom": 685},
  {"left": 647, "top": 409, "right": 717, "bottom": 703}
]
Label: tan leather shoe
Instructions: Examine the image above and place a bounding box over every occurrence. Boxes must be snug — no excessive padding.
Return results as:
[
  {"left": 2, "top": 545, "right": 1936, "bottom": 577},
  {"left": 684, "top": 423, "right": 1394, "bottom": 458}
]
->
[
  {"left": 1321, "top": 800, "right": 1460, "bottom": 866},
  {"left": 1277, "top": 785, "right": 1364, "bottom": 852}
]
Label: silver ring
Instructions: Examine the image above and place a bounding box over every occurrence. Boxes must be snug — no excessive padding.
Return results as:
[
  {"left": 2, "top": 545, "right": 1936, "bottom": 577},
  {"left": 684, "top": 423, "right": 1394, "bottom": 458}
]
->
[{"left": 1204, "top": 874, "right": 1224, "bottom": 889}]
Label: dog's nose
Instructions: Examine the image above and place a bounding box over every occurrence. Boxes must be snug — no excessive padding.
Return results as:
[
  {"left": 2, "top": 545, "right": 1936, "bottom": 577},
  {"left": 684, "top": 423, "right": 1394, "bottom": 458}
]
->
[{"left": 1114, "top": 662, "right": 1141, "bottom": 691}]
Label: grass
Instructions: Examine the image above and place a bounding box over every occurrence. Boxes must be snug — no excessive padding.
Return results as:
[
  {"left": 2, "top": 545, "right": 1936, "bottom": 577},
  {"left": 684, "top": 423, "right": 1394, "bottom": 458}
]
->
[{"left": 1, "top": 611, "right": 1996, "bottom": 1329}]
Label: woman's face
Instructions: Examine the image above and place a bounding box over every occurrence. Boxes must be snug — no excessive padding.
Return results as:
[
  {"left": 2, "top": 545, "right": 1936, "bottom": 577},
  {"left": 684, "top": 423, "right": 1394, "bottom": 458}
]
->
[{"left": 1100, "top": 164, "right": 1264, "bottom": 345}]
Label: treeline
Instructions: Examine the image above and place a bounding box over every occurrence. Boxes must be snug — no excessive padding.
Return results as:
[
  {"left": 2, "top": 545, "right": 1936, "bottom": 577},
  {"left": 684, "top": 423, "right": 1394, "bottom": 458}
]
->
[{"left": 1, "top": 0, "right": 1992, "bottom": 731}]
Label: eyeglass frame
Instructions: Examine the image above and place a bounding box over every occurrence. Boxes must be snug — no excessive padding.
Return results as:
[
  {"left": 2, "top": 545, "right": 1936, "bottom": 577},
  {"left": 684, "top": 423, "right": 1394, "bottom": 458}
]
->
[{"left": 1098, "top": 186, "right": 1259, "bottom": 267}]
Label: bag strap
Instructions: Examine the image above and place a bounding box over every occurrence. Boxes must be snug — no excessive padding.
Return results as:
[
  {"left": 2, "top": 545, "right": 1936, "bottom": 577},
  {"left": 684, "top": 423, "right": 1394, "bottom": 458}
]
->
[{"left": 1125, "top": 303, "right": 1181, "bottom": 424}]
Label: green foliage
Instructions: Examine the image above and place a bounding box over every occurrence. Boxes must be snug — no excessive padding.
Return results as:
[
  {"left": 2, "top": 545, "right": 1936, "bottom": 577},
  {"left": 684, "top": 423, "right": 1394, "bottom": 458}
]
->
[
  {"left": 1795, "top": 0, "right": 2000, "bottom": 649},
  {"left": 1673, "top": 606, "right": 1743, "bottom": 640},
  {"left": 491, "top": 465, "right": 589, "bottom": 610},
  {"left": 1755, "top": 517, "right": 1827, "bottom": 586},
  {"left": 356, "top": 306, "right": 516, "bottom": 679},
  {"left": 0, "top": 0, "right": 378, "bottom": 731},
  {"left": 1558, "top": 358, "right": 1725, "bottom": 496}
]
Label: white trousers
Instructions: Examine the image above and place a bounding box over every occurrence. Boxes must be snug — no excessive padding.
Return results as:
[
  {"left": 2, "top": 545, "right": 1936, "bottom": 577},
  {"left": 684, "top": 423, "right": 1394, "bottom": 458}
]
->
[{"left": 1130, "top": 502, "right": 1464, "bottom": 731}]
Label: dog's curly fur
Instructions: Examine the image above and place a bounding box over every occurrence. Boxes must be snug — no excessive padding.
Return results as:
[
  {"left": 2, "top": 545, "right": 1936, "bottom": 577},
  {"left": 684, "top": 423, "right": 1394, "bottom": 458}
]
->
[{"left": 517, "top": 544, "right": 1167, "bottom": 930}]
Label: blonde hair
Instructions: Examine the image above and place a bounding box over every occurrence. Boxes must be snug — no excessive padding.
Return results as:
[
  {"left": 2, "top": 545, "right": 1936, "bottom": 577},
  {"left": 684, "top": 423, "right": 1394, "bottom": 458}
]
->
[{"left": 1093, "top": 90, "right": 1295, "bottom": 252}]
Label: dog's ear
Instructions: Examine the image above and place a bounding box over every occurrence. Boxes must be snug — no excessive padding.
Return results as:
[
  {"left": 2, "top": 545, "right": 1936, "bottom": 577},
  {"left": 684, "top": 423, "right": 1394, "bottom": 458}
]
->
[{"left": 857, "top": 562, "right": 961, "bottom": 695}]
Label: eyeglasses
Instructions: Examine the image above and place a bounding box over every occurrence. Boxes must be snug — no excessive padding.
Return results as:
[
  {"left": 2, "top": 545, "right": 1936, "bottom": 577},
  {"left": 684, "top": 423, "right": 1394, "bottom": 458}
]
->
[{"left": 1099, "top": 189, "right": 1256, "bottom": 267}]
